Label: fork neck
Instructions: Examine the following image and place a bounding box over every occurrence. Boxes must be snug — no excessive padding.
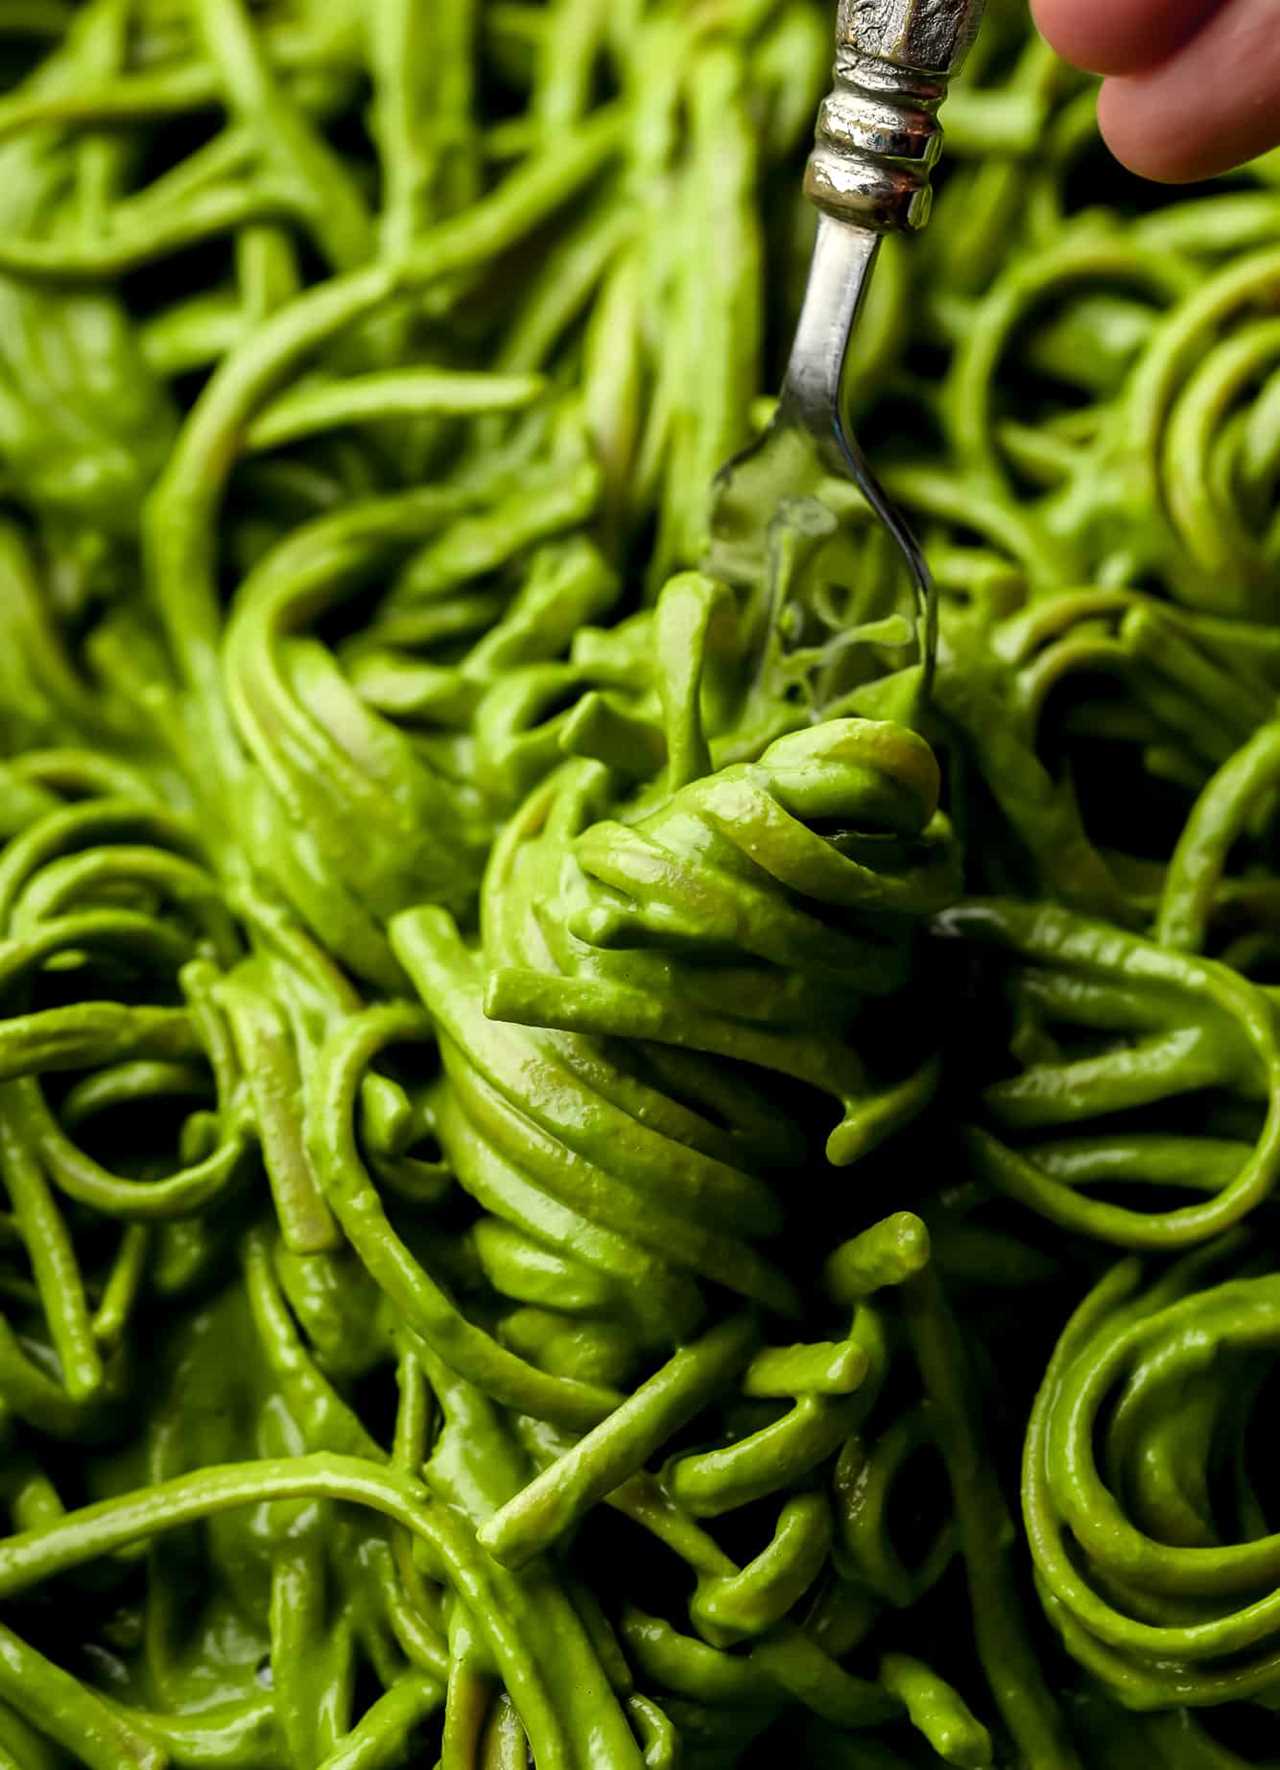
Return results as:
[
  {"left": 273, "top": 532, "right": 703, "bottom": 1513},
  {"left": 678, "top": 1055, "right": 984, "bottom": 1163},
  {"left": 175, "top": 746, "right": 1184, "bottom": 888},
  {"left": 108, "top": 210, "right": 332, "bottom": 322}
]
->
[{"left": 779, "top": 215, "right": 880, "bottom": 458}]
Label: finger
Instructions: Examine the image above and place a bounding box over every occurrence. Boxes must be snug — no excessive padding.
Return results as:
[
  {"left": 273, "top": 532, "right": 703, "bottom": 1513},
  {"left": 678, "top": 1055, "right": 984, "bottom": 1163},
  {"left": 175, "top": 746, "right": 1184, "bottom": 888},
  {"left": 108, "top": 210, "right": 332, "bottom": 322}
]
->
[
  {"left": 1097, "top": 0, "right": 1280, "bottom": 182},
  {"left": 1030, "top": 0, "right": 1220, "bottom": 76}
]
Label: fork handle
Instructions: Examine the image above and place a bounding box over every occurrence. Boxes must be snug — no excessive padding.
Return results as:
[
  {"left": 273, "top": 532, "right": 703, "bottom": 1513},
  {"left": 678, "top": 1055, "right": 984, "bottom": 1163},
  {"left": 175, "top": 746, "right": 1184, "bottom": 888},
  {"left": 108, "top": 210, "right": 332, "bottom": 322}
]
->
[{"left": 805, "top": 0, "right": 986, "bottom": 233}]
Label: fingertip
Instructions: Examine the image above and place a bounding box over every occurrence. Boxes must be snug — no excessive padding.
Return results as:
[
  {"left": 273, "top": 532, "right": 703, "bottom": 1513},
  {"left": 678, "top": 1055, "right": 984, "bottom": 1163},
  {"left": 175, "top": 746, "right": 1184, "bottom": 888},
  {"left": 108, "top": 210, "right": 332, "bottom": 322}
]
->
[
  {"left": 1031, "top": 0, "right": 1218, "bottom": 76},
  {"left": 1096, "top": 0, "right": 1280, "bottom": 188},
  {"left": 1095, "top": 78, "right": 1203, "bottom": 183},
  {"left": 1028, "top": 0, "right": 1116, "bottom": 74}
]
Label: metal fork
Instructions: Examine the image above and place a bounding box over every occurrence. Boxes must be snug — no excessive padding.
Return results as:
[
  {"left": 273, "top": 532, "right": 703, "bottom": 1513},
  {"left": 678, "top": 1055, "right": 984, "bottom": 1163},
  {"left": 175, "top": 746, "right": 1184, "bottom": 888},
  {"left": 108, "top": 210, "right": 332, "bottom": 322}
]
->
[{"left": 709, "top": 0, "right": 987, "bottom": 690}]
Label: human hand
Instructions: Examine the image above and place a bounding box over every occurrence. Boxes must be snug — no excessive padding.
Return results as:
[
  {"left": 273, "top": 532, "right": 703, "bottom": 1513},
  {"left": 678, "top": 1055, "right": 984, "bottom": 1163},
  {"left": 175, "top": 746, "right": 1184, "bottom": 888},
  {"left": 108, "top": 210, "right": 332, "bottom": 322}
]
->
[{"left": 1030, "top": 0, "right": 1280, "bottom": 182}]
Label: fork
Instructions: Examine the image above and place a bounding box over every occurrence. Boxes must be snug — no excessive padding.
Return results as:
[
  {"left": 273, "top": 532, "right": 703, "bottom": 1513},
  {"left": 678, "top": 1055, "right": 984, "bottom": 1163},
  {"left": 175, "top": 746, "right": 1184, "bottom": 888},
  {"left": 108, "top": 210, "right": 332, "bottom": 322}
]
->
[{"left": 709, "top": 0, "right": 988, "bottom": 691}]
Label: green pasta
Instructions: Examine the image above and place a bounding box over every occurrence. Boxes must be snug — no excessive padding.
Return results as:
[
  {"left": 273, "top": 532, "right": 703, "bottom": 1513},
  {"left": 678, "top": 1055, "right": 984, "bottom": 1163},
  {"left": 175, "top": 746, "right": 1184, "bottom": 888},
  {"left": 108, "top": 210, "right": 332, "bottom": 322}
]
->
[{"left": 0, "top": 1, "right": 1278, "bottom": 1767}]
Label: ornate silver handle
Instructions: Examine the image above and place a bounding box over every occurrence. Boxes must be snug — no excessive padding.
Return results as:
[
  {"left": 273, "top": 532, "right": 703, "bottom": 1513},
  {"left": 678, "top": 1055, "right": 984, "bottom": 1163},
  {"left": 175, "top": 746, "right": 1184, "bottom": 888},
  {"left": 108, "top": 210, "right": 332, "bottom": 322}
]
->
[{"left": 805, "top": 0, "right": 986, "bottom": 233}]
